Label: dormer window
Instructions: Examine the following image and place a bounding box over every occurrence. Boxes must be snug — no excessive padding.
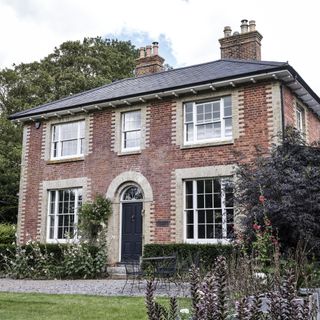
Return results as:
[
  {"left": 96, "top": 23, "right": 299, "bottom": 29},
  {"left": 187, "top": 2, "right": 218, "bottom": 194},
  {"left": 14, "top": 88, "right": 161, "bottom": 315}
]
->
[
  {"left": 51, "top": 121, "right": 85, "bottom": 159},
  {"left": 184, "top": 96, "right": 232, "bottom": 145}
]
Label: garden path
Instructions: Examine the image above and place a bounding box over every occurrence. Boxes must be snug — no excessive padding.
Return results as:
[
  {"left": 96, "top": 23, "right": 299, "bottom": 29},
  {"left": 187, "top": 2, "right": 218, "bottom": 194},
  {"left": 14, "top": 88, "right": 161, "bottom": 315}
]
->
[{"left": 0, "top": 278, "right": 189, "bottom": 297}]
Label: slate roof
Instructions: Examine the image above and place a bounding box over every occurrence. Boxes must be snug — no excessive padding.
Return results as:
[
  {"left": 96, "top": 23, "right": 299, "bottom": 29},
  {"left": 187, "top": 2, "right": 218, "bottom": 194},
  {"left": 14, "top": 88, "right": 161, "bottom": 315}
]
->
[{"left": 8, "top": 58, "right": 315, "bottom": 120}]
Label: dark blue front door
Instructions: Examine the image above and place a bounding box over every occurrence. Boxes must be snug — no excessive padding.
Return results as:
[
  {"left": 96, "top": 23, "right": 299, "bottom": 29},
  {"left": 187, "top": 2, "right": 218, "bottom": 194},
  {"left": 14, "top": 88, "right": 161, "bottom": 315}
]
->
[{"left": 121, "top": 202, "right": 142, "bottom": 261}]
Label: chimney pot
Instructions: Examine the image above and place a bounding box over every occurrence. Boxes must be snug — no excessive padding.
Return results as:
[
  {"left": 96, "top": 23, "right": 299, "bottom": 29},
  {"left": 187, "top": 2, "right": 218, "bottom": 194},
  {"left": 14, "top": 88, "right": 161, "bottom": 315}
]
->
[
  {"left": 240, "top": 19, "right": 249, "bottom": 33},
  {"left": 152, "top": 42, "right": 159, "bottom": 56},
  {"left": 139, "top": 47, "right": 145, "bottom": 59},
  {"left": 135, "top": 42, "right": 165, "bottom": 76},
  {"left": 223, "top": 26, "right": 232, "bottom": 37},
  {"left": 219, "top": 19, "right": 262, "bottom": 61},
  {"left": 146, "top": 45, "right": 152, "bottom": 57},
  {"left": 249, "top": 20, "right": 256, "bottom": 32}
]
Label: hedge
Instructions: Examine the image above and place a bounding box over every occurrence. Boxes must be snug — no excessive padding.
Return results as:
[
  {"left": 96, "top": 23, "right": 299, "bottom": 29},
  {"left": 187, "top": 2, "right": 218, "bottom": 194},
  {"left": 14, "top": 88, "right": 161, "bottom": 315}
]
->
[
  {"left": 143, "top": 243, "right": 234, "bottom": 269},
  {"left": 0, "top": 243, "right": 100, "bottom": 271}
]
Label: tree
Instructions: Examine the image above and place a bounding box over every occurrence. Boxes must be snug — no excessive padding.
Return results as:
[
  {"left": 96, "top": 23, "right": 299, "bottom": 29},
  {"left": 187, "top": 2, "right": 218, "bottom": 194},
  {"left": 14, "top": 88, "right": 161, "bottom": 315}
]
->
[
  {"left": 236, "top": 127, "right": 320, "bottom": 256},
  {"left": 0, "top": 37, "right": 137, "bottom": 223}
]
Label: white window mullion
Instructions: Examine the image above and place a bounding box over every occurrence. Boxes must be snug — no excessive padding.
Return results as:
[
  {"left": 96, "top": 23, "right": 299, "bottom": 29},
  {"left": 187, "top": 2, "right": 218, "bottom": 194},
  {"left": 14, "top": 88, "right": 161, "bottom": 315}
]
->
[
  {"left": 193, "top": 180, "right": 198, "bottom": 241},
  {"left": 193, "top": 103, "right": 197, "bottom": 142},
  {"left": 47, "top": 191, "right": 51, "bottom": 241},
  {"left": 58, "top": 126, "right": 62, "bottom": 158},
  {"left": 77, "top": 123, "right": 80, "bottom": 156},
  {"left": 221, "top": 98, "right": 225, "bottom": 139},
  {"left": 54, "top": 190, "right": 59, "bottom": 240},
  {"left": 221, "top": 180, "right": 227, "bottom": 238}
]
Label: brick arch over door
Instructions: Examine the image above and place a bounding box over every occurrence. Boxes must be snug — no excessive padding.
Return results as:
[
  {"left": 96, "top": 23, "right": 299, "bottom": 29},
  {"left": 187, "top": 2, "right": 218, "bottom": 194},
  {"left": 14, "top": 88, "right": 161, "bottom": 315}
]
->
[{"left": 105, "top": 171, "right": 154, "bottom": 263}]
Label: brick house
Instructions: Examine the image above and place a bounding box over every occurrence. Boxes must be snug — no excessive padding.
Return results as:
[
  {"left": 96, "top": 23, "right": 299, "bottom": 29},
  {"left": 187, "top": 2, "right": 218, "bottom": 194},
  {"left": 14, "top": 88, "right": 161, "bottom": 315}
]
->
[{"left": 10, "top": 20, "right": 320, "bottom": 263}]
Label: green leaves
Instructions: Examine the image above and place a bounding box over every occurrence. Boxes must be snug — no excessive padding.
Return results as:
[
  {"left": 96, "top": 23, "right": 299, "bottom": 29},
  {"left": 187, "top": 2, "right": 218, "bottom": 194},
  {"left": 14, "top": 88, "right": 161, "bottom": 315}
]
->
[
  {"left": 77, "top": 195, "right": 112, "bottom": 246},
  {"left": 0, "top": 37, "right": 137, "bottom": 223},
  {"left": 236, "top": 126, "right": 320, "bottom": 257}
]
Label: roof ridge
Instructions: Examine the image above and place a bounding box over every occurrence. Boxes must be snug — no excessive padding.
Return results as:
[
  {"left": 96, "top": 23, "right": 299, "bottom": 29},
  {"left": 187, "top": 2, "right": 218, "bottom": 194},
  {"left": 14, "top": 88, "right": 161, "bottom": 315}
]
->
[{"left": 220, "top": 58, "right": 287, "bottom": 67}]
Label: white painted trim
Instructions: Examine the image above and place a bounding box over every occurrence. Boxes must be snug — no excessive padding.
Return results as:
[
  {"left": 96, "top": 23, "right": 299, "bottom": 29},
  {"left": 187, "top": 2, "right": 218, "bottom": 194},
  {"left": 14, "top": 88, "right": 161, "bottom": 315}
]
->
[
  {"left": 120, "top": 110, "right": 142, "bottom": 153},
  {"left": 46, "top": 188, "right": 82, "bottom": 243},
  {"left": 183, "top": 96, "right": 233, "bottom": 146},
  {"left": 50, "top": 120, "right": 85, "bottom": 160}
]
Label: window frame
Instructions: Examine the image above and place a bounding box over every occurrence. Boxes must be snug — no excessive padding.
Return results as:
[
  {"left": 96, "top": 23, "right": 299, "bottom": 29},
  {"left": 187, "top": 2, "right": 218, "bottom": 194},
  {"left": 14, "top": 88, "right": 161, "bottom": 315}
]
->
[
  {"left": 121, "top": 110, "right": 142, "bottom": 152},
  {"left": 183, "top": 177, "right": 234, "bottom": 244},
  {"left": 183, "top": 96, "right": 232, "bottom": 145},
  {"left": 51, "top": 120, "right": 85, "bottom": 160},
  {"left": 296, "top": 105, "right": 305, "bottom": 134},
  {"left": 46, "top": 188, "right": 82, "bottom": 243}
]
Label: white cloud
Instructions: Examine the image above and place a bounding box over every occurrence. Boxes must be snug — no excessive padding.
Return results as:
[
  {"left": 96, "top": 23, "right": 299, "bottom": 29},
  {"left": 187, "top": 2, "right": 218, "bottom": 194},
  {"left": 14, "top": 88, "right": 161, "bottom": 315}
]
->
[{"left": 0, "top": 0, "right": 320, "bottom": 94}]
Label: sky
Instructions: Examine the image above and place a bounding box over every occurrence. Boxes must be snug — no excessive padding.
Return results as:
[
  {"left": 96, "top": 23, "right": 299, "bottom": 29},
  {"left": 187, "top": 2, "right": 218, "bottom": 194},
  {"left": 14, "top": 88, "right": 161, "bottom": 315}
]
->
[{"left": 0, "top": 0, "right": 320, "bottom": 94}]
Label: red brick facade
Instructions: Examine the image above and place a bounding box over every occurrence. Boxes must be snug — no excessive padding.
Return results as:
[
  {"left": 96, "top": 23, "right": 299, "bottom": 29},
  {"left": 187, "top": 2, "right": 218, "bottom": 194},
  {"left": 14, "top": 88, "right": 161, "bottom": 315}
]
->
[{"left": 18, "top": 79, "right": 320, "bottom": 253}]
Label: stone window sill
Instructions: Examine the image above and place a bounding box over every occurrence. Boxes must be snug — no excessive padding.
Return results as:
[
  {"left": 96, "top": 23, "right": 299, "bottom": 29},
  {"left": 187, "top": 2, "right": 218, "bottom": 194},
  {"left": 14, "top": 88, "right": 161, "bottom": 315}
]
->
[
  {"left": 46, "top": 157, "right": 85, "bottom": 165},
  {"left": 181, "top": 140, "right": 234, "bottom": 149},
  {"left": 117, "top": 150, "right": 142, "bottom": 156}
]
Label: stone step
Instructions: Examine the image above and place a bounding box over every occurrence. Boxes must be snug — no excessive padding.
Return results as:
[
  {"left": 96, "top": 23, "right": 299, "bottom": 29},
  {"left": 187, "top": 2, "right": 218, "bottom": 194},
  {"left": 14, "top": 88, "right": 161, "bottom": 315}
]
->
[{"left": 107, "top": 264, "right": 126, "bottom": 279}]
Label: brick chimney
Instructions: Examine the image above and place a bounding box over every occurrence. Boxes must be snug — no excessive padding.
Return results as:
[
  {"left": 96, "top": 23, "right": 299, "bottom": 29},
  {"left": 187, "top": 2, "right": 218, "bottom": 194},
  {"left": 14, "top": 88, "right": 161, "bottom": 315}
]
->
[
  {"left": 219, "top": 19, "right": 263, "bottom": 60},
  {"left": 135, "top": 42, "right": 165, "bottom": 77}
]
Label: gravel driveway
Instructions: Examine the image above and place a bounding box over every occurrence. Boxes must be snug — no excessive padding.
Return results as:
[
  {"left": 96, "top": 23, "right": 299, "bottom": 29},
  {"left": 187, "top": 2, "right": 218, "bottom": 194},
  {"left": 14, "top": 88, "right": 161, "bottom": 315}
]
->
[{"left": 0, "top": 278, "right": 189, "bottom": 297}]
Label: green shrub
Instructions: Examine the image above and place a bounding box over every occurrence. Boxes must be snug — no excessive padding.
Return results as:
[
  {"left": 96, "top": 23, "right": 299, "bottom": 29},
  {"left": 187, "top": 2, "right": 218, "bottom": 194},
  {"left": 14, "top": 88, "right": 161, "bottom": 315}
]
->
[
  {"left": 143, "top": 243, "right": 233, "bottom": 270},
  {"left": 0, "top": 242, "right": 104, "bottom": 279},
  {"left": 0, "top": 224, "right": 16, "bottom": 244}
]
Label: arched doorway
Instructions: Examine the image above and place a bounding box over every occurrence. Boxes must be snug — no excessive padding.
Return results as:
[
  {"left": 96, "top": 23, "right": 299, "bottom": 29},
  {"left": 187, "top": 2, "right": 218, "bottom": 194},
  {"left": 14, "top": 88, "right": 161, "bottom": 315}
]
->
[{"left": 120, "top": 185, "right": 143, "bottom": 262}]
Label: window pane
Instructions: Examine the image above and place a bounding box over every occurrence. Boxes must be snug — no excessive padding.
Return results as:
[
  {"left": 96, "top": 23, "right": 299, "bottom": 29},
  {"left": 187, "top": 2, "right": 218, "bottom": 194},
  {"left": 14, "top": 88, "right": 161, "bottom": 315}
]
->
[
  {"left": 124, "top": 111, "right": 141, "bottom": 131},
  {"left": 214, "top": 179, "right": 221, "bottom": 193},
  {"left": 224, "top": 96, "right": 232, "bottom": 117},
  {"left": 60, "top": 122, "right": 78, "bottom": 140},
  {"left": 206, "top": 225, "right": 214, "bottom": 238},
  {"left": 198, "top": 225, "right": 205, "bottom": 239},
  {"left": 186, "top": 195, "right": 193, "bottom": 209},
  {"left": 186, "top": 211, "right": 194, "bottom": 224},
  {"left": 186, "top": 123, "right": 194, "bottom": 142},
  {"left": 206, "top": 210, "right": 214, "bottom": 223},
  {"left": 212, "top": 102, "right": 220, "bottom": 120},
  {"left": 197, "top": 195, "right": 204, "bottom": 208},
  {"left": 124, "top": 131, "right": 141, "bottom": 149},
  {"left": 186, "top": 181, "right": 193, "bottom": 194},
  {"left": 213, "top": 122, "right": 221, "bottom": 138},
  {"left": 204, "top": 103, "right": 213, "bottom": 122},
  {"left": 215, "top": 224, "right": 222, "bottom": 238},
  {"left": 197, "top": 180, "right": 204, "bottom": 194},
  {"left": 198, "top": 210, "right": 205, "bottom": 223},
  {"left": 61, "top": 140, "right": 78, "bottom": 156},
  {"left": 187, "top": 225, "right": 194, "bottom": 239},
  {"left": 225, "top": 118, "right": 232, "bottom": 137},
  {"left": 185, "top": 103, "right": 193, "bottom": 122},
  {"left": 215, "top": 210, "right": 222, "bottom": 223},
  {"left": 205, "top": 180, "right": 212, "bottom": 193},
  {"left": 214, "top": 194, "right": 221, "bottom": 208},
  {"left": 205, "top": 195, "right": 212, "bottom": 208},
  {"left": 196, "top": 104, "right": 204, "bottom": 124}
]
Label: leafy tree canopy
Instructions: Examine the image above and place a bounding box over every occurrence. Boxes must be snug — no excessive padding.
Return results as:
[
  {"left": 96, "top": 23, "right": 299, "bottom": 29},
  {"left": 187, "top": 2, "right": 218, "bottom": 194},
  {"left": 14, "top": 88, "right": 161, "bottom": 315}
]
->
[
  {"left": 0, "top": 37, "right": 137, "bottom": 223},
  {"left": 236, "top": 127, "right": 320, "bottom": 257}
]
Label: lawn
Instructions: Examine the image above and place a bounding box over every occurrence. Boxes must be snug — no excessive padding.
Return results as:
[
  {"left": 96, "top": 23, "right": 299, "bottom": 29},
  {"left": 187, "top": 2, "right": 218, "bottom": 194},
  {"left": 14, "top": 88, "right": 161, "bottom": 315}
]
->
[{"left": 0, "top": 292, "right": 190, "bottom": 320}]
